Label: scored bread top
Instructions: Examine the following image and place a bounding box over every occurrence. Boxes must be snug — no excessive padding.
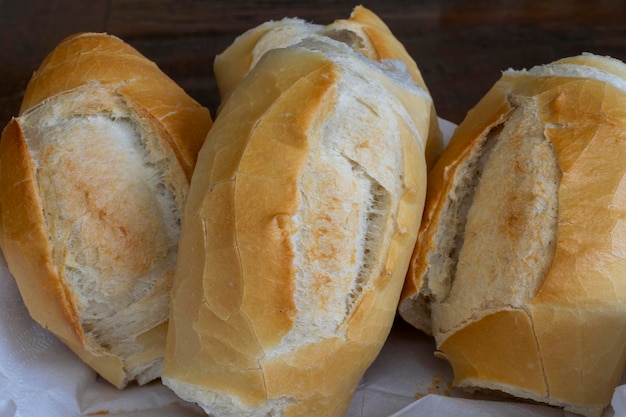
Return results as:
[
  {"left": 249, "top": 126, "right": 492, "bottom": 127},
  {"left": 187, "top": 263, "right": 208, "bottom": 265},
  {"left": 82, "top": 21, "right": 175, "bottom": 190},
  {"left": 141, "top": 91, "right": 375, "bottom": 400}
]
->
[
  {"left": 162, "top": 37, "right": 432, "bottom": 417},
  {"left": 214, "top": 5, "right": 443, "bottom": 169},
  {"left": 399, "top": 53, "right": 626, "bottom": 417},
  {"left": 0, "top": 32, "right": 212, "bottom": 388},
  {"left": 20, "top": 32, "right": 211, "bottom": 183}
]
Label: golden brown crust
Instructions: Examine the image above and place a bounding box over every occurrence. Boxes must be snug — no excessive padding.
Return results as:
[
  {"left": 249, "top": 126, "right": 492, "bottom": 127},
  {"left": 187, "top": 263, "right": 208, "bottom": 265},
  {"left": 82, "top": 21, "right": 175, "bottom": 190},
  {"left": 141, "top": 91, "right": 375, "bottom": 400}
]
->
[
  {"left": 214, "top": 6, "right": 442, "bottom": 168},
  {"left": 21, "top": 32, "right": 211, "bottom": 181},
  {"left": 164, "top": 48, "right": 334, "bottom": 407},
  {"left": 0, "top": 32, "right": 212, "bottom": 388},
  {"left": 0, "top": 119, "right": 82, "bottom": 342}
]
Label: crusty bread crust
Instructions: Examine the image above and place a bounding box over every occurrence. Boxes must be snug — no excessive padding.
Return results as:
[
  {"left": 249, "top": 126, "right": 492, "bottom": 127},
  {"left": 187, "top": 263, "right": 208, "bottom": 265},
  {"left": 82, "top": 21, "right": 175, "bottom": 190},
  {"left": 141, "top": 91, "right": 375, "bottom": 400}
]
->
[
  {"left": 214, "top": 5, "right": 442, "bottom": 169},
  {"left": 399, "top": 53, "right": 626, "bottom": 417},
  {"left": 20, "top": 33, "right": 211, "bottom": 182},
  {"left": 0, "top": 33, "right": 212, "bottom": 388},
  {"left": 162, "top": 37, "right": 433, "bottom": 416}
]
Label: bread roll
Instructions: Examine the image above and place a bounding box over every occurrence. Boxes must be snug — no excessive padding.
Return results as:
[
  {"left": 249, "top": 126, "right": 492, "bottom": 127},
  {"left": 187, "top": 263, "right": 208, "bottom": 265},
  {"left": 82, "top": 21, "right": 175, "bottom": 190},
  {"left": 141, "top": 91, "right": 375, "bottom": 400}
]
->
[
  {"left": 162, "top": 37, "right": 433, "bottom": 416},
  {"left": 0, "top": 32, "right": 212, "bottom": 388},
  {"left": 213, "top": 5, "right": 442, "bottom": 168},
  {"left": 399, "top": 53, "right": 626, "bottom": 417}
]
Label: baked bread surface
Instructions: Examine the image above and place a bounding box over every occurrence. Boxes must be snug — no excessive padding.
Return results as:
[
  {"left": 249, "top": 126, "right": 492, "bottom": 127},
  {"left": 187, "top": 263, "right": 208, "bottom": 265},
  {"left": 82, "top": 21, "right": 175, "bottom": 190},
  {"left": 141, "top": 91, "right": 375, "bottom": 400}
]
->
[
  {"left": 214, "top": 5, "right": 442, "bottom": 168},
  {"left": 162, "top": 37, "right": 432, "bottom": 417}
]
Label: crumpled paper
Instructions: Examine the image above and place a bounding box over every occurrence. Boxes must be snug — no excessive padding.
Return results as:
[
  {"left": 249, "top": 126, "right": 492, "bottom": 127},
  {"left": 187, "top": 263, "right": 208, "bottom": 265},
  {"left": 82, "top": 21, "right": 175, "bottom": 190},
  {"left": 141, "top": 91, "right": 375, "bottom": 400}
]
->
[{"left": 0, "top": 118, "right": 624, "bottom": 417}]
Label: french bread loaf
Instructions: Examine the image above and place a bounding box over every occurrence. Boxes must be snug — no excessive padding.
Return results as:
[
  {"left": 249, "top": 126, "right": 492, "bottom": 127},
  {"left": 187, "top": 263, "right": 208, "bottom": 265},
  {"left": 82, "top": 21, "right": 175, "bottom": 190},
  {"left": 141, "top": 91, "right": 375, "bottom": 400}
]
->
[
  {"left": 399, "top": 53, "right": 626, "bottom": 417},
  {"left": 213, "top": 5, "right": 442, "bottom": 168},
  {"left": 0, "top": 32, "right": 213, "bottom": 388},
  {"left": 161, "top": 37, "right": 433, "bottom": 416}
]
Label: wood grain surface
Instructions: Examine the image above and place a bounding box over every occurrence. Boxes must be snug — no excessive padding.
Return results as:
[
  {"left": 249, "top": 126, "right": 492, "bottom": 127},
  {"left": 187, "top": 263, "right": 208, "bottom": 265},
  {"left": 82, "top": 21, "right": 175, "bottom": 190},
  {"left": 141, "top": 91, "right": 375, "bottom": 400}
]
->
[{"left": 1, "top": 0, "right": 626, "bottom": 127}]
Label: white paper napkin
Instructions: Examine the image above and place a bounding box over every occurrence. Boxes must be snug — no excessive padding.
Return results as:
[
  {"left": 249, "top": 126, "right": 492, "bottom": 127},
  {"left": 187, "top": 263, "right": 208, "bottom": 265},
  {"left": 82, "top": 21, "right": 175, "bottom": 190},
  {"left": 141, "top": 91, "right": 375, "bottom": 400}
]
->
[{"left": 0, "top": 118, "right": 623, "bottom": 417}]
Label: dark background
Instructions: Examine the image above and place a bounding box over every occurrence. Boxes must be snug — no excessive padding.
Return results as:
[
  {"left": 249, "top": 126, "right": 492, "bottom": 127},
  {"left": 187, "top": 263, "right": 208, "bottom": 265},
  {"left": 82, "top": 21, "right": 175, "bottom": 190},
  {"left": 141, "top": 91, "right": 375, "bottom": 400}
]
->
[{"left": 2, "top": 0, "right": 626, "bottom": 127}]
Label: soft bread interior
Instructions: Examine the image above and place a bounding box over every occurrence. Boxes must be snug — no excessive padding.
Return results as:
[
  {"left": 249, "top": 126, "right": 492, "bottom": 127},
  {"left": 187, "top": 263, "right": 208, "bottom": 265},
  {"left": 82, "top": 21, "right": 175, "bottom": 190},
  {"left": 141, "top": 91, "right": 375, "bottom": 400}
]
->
[
  {"left": 19, "top": 85, "right": 181, "bottom": 383},
  {"left": 430, "top": 100, "right": 560, "bottom": 340},
  {"left": 426, "top": 55, "right": 626, "bottom": 340},
  {"left": 271, "top": 46, "right": 411, "bottom": 357}
]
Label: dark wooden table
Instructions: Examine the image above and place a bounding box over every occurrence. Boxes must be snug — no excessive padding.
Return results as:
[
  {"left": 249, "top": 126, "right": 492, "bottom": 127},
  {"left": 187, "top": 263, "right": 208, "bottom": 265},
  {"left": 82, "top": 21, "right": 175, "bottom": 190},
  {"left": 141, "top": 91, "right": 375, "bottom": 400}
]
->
[{"left": 2, "top": 0, "right": 626, "bottom": 128}]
